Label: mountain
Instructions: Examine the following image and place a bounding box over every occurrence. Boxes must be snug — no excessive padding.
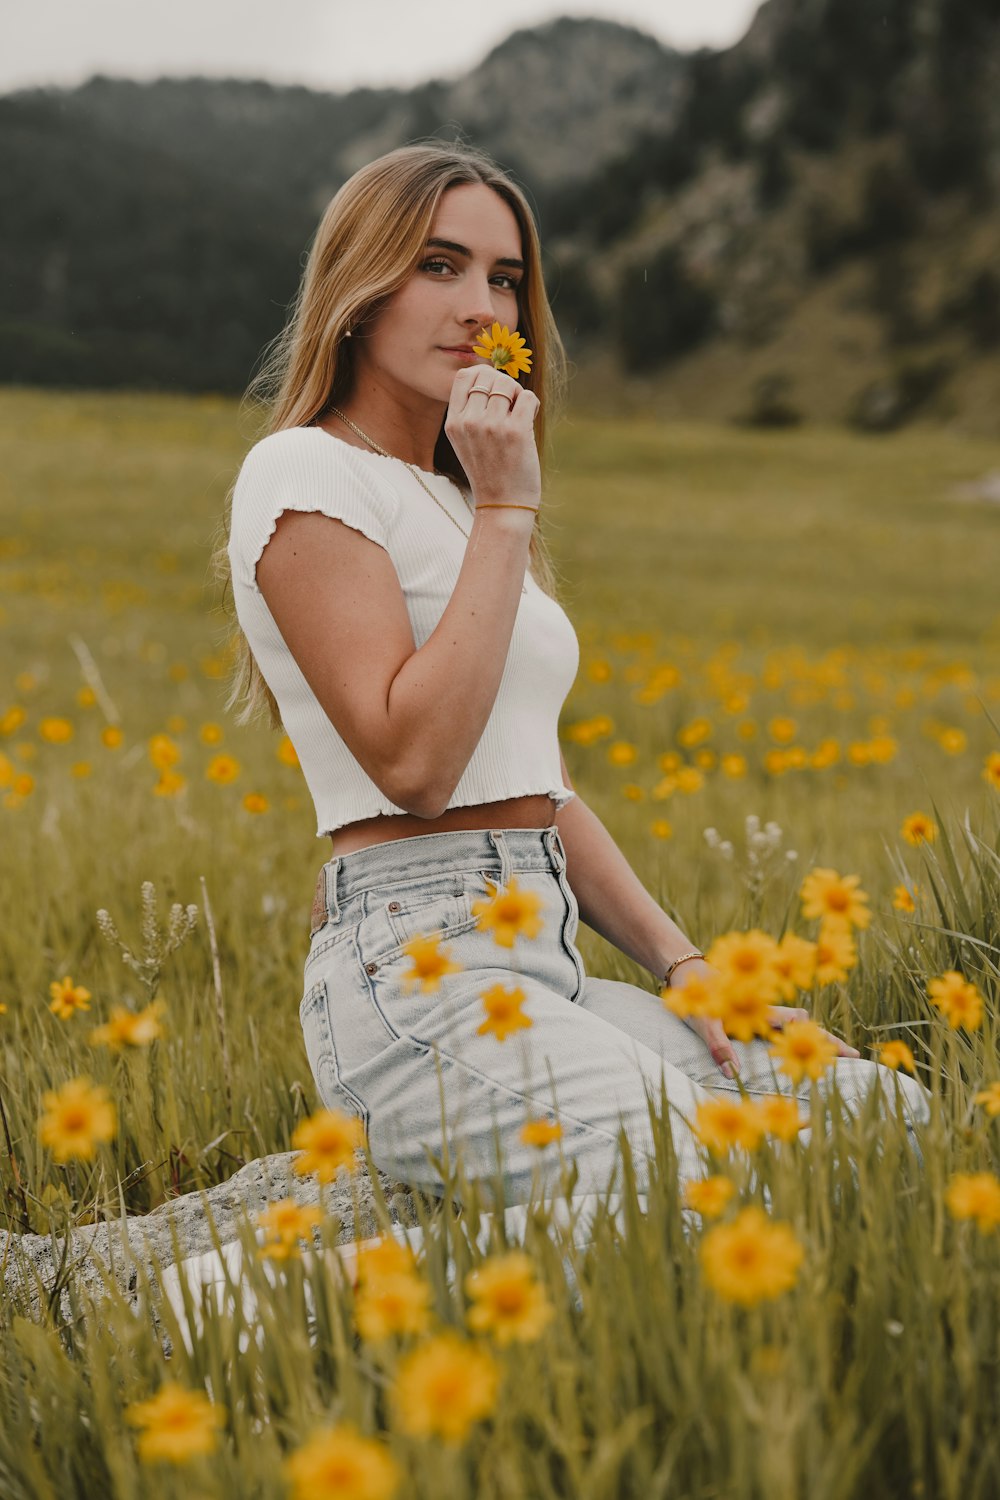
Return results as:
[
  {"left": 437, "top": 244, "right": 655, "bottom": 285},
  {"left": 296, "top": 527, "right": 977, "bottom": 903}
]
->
[{"left": 2, "top": 4, "right": 999, "bottom": 433}]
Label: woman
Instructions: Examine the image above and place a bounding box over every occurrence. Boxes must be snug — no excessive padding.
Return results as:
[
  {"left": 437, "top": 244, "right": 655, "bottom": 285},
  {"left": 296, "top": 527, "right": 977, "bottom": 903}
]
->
[{"left": 216, "top": 141, "right": 930, "bottom": 1231}]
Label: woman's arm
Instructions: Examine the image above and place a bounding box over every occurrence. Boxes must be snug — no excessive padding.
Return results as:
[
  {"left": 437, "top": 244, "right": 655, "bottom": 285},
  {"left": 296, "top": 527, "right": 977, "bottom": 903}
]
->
[{"left": 554, "top": 748, "right": 695, "bottom": 983}]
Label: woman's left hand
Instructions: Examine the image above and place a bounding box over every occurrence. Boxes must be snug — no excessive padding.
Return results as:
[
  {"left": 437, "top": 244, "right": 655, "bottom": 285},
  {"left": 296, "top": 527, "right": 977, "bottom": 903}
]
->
[{"left": 666, "top": 960, "right": 861, "bottom": 1079}]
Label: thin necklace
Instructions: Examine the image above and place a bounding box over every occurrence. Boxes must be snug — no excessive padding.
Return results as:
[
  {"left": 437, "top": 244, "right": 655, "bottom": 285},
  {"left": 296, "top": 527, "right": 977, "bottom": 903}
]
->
[{"left": 327, "top": 407, "right": 528, "bottom": 595}]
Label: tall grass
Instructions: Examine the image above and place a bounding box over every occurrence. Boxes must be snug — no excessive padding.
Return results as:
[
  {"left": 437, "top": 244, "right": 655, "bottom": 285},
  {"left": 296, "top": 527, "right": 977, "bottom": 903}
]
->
[{"left": 0, "top": 387, "right": 998, "bottom": 1497}]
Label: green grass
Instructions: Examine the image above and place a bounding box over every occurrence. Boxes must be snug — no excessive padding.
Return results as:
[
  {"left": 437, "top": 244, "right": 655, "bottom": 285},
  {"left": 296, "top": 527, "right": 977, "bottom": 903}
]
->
[{"left": 1, "top": 386, "right": 999, "bottom": 1498}]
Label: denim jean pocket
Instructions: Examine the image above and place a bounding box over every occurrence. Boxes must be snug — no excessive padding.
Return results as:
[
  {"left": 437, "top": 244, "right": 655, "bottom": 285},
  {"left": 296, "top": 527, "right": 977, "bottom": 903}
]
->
[
  {"left": 298, "top": 977, "right": 370, "bottom": 1133},
  {"left": 379, "top": 872, "right": 479, "bottom": 953}
]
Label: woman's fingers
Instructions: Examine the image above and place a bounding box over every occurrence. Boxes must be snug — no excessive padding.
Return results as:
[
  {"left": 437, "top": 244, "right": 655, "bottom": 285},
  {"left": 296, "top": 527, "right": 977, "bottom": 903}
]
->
[{"left": 766, "top": 1004, "right": 860, "bottom": 1057}]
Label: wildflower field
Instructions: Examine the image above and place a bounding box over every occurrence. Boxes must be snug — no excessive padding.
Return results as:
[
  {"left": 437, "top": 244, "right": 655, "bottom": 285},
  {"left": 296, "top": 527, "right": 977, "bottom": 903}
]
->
[{"left": 1, "top": 383, "right": 999, "bottom": 1498}]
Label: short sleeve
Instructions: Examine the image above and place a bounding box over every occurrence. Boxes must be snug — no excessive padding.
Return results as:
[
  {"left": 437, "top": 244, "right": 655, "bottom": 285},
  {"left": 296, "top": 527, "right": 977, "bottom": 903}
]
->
[{"left": 228, "top": 428, "right": 399, "bottom": 592}]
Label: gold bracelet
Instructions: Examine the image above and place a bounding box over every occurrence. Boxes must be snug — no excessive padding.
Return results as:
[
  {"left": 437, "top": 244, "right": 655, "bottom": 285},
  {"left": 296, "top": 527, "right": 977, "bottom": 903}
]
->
[
  {"left": 660, "top": 950, "right": 705, "bottom": 988},
  {"left": 475, "top": 503, "right": 539, "bottom": 511}
]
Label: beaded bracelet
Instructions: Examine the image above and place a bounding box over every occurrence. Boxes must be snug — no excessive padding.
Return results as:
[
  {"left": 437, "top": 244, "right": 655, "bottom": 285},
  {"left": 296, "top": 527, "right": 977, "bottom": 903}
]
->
[{"left": 661, "top": 950, "right": 705, "bottom": 987}]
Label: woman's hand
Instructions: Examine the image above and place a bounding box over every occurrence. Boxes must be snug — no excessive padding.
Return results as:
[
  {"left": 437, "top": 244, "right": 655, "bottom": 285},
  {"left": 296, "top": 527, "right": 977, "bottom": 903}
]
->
[
  {"left": 444, "top": 363, "right": 541, "bottom": 513},
  {"left": 667, "top": 959, "right": 861, "bottom": 1080}
]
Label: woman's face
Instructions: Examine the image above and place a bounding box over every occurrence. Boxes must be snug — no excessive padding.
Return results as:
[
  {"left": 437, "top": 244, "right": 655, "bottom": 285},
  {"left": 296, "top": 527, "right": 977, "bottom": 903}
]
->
[{"left": 353, "top": 181, "right": 525, "bottom": 402}]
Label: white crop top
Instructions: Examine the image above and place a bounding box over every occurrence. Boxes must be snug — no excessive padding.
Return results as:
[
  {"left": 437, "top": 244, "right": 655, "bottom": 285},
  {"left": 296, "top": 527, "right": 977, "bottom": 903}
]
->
[{"left": 227, "top": 425, "right": 580, "bottom": 839}]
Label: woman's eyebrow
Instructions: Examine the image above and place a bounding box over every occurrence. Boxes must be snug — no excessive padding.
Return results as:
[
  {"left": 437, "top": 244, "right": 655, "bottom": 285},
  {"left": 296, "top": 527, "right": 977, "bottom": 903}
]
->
[{"left": 425, "top": 237, "right": 525, "bottom": 271}]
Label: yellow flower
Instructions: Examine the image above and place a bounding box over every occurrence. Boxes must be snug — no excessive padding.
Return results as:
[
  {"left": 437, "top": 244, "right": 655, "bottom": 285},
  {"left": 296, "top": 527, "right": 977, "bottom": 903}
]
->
[
  {"left": 810, "top": 739, "right": 841, "bottom": 769},
  {"left": 48, "top": 974, "right": 92, "bottom": 1019},
  {"left": 291, "top": 1107, "right": 366, "bottom": 1182},
  {"left": 621, "top": 782, "right": 645, "bottom": 801},
  {"left": 703, "top": 929, "right": 783, "bottom": 1006},
  {"left": 277, "top": 734, "right": 300, "bottom": 767},
  {"left": 755, "top": 1094, "right": 808, "bottom": 1141},
  {"left": 198, "top": 721, "right": 224, "bottom": 745},
  {"left": 927, "top": 970, "right": 984, "bottom": 1031},
  {"left": 660, "top": 969, "right": 722, "bottom": 1021},
  {"left": 713, "top": 978, "right": 778, "bottom": 1043},
  {"left": 166, "top": 715, "right": 187, "bottom": 733},
  {"left": 675, "top": 766, "right": 704, "bottom": 794},
  {"left": 877, "top": 1040, "right": 916, "bottom": 1073},
  {"left": 39, "top": 716, "right": 74, "bottom": 743},
  {"left": 799, "top": 867, "right": 872, "bottom": 931},
  {"left": 392, "top": 1329, "right": 500, "bottom": 1443},
  {"left": 147, "top": 733, "right": 181, "bottom": 771},
  {"left": 682, "top": 1174, "right": 735, "bottom": 1218},
  {"left": 471, "top": 321, "right": 532, "bottom": 378},
  {"left": 477, "top": 983, "right": 532, "bottom": 1042},
  {"left": 206, "top": 752, "right": 240, "bottom": 784},
  {"left": 400, "top": 932, "right": 464, "bottom": 994},
  {"left": 693, "top": 1097, "right": 766, "bottom": 1154},
  {"left": 124, "top": 1380, "right": 226, "bottom": 1464},
  {"left": 242, "top": 792, "right": 269, "bottom": 814},
  {"left": 153, "top": 769, "right": 185, "bottom": 797},
  {"left": 471, "top": 875, "right": 545, "bottom": 947},
  {"left": 892, "top": 884, "right": 917, "bottom": 912},
  {"left": 677, "top": 717, "right": 712, "bottom": 747},
  {"left": 700, "top": 1205, "right": 804, "bottom": 1305},
  {"left": 720, "top": 752, "right": 748, "bottom": 778},
  {"left": 283, "top": 1422, "right": 402, "bottom": 1500},
  {"left": 88, "top": 997, "right": 167, "bottom": 1049},
  {"left": 101, "top": 724, "right": 124, "bottom": 749},
  {"left": 464, "top": 1250, "right": 555, "bottom": 1346},
  {"left": 520, "top": 1116, "right": 563, "bottom": 1147},
  {"left": 982, "top": 751, "right": 1000, "bottom": 791},
  {"left": 649, "top": 818, "right": 673, "bottom": 839},
  {"left": 607, "top": 740, "right": 638, "bottom": 766},
  {"left": 255, "top": 1199, "right": 325, "bottom": 1261},
  {"left": 901, "top": 811, "right": 937, "bottom": 845},
  {"left": 768, "top": 716, "right": 797, "bottom": 744},
  {"left": 38, "top": 1076, "right": 117, "bottom": 1162},
  {"left": 355, "top": 1234, "right": 421, "bottom": 1286},
  {"left": 768, "top": 1019, "right": 839, "bottom": 1083},
  {"left": 0, "top": 705, "right": 27, "bottom": 735},
  {"left": 938, "top": 727, "right": 966, "bottom": 754},
  {"left": 944, "top": 1171, "right": 1000, "bottom": 1234},
  {"left": 71, "top": 761, "right": 92, "bottom": 778},
  {"left": 813, "top": 923, "right": 857, "bottom": 985},
  {"left": 973, "top": 1082, "right": 1000, "bottom": 1117},
  {"left": 355, "top": 1270, "right": 433, "bottom": 1341},
  {"left": 772, "top": 934, "right": 817, "bottom": 999}
]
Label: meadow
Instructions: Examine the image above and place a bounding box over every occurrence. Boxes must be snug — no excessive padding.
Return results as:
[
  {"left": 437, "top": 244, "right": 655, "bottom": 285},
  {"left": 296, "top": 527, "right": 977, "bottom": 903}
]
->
[{"left": 0, "top": 384, "right": 998, "bottom": 1498}]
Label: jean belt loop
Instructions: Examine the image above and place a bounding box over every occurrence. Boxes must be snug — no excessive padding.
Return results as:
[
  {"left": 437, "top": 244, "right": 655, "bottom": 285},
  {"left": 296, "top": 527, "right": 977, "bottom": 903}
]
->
[
  {"left": 487, "top": 828, "right": 512, "bottom": 890},
  {"left": 324, "top": 856, "right": 342, "bottom": 923},
  {"left": 543, "top": 826, "right": 565, "bottom": 874}
]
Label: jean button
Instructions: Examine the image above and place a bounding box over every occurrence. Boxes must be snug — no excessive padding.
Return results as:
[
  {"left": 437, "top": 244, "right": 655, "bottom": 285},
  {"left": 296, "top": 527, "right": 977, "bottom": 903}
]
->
[
  {"left": 387, "top": 901, "right": 401, "bottom": 912},
  {"left": 365, "top": 961, "right": 378, "bottom": 975}
]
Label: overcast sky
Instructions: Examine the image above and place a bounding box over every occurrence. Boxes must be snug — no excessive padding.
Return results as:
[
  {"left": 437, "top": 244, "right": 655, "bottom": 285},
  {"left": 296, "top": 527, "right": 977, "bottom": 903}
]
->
[{"left": 5, "top": 0, "right": 762, "bottom": 96}]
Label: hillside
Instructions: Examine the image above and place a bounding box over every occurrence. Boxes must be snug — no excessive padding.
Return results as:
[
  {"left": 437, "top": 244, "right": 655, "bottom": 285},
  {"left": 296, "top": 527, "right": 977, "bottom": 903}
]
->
[{"left": 2, "top": 3, "right": 999, "bottom": 434}]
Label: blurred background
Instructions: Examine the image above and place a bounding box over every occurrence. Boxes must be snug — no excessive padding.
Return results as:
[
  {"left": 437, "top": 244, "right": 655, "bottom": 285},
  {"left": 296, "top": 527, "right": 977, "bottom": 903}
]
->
[{"left": 4, "top": 0, "right": 1000, "bottom": 435}]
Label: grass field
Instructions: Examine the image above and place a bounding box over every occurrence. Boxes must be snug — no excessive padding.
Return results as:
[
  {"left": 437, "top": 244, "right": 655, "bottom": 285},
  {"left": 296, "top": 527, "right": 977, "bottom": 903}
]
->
[{"left": 1, "top": 385, "right": 999, "bottom": 1498}]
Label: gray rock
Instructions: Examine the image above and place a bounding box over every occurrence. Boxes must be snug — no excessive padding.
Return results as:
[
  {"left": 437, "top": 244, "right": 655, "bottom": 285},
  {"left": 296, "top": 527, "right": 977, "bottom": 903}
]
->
[{"left": 0, "top": 1153, "right": 442, "bottom": 1336}]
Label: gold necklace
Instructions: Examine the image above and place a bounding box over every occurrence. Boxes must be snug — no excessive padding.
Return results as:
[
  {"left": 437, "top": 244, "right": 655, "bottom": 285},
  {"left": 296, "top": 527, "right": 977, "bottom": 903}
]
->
[{"left": 328, "top": 406, "right": 528, "bottom": 595}]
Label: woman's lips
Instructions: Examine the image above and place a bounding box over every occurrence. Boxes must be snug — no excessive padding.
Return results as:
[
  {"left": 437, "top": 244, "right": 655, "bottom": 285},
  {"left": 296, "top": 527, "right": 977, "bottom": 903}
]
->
[{"left": 440, "top": 347, "right": 480, "bottom": 360}]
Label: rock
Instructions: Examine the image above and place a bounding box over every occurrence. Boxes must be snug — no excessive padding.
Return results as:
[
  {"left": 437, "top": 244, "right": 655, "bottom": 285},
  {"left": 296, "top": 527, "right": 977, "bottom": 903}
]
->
[{"left": 0, "top": 1153, "right": 440, "bottom": 1338}]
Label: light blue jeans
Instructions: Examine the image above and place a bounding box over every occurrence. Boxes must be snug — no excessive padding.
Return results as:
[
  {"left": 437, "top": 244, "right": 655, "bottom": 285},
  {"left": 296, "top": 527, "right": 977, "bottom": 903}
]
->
[{"left": 300, "top": 826, "right": 931, "bottom": 1214}]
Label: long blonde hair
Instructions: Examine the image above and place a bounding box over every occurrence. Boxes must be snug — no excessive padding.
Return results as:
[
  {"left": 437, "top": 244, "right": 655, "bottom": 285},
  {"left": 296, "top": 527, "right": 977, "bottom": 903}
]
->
[{"left": 209, "top": 139, "right": 571, "bottom": 731}]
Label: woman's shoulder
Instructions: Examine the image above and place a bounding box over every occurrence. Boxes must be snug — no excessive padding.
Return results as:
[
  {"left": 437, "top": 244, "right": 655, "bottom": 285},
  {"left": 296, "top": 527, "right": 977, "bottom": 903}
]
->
[{"left": 237, "top": 426, "right": 399, "bottom": 507}]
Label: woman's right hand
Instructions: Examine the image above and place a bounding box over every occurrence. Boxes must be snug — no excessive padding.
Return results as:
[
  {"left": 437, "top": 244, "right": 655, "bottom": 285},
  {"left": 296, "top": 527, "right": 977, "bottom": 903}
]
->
[{"left": 443, "top": 363, "right": 541, "bottom": 515}]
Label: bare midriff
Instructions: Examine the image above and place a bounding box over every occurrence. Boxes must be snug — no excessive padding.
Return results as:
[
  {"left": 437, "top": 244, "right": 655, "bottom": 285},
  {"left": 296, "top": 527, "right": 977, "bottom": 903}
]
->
[{"left": 329, "top": 793, "right": 558, "bottom": 856}]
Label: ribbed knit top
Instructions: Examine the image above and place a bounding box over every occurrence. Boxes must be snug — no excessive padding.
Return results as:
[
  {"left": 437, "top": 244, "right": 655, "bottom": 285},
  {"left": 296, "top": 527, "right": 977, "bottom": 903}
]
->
[{"left": 227, "top": 425, "right": 580, "bottom": 839}]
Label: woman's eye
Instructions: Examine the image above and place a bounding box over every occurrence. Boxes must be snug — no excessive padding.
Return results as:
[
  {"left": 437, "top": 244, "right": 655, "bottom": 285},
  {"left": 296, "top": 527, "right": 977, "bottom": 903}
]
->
[{"left": 420, "top": 258, "right": 519, "bottom": 291}]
